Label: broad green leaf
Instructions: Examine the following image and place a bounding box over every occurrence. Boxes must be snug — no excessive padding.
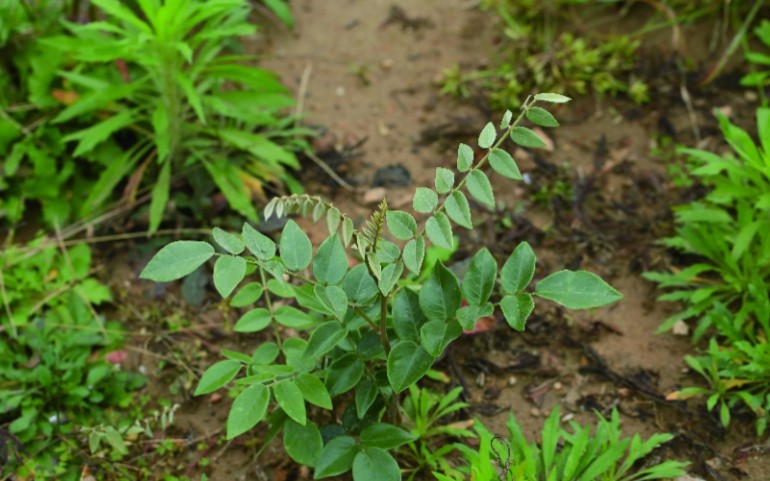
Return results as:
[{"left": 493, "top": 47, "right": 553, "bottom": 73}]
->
[
  {"left": 273, "top": 380, "right": 306, "bottom": 425},
  {"left": 386, "top": 210, "right": 417, "bottom": 240},
  {"left": 282, "top": 338, "right": 314, "bottom": 373},
  {"left": 534, "top": 93, "right": 572, "bottom": 103},
  {"left": 213, "top": 227, "right": 245, "bottom": 255},
  {"left": 500, "top": 293, "right": 534, "bottom": 331},
  {"left": 314, "top": 284, "right": 348, "bottom": 319},
  {"left": 413, "top": 187, "right": 438, "bottom": 213},
  {"left": 234, "top": 308, "right": 272, "bottom": 333},
  {"left": 425, "top": 213, "right": 453, "bottom": 250},
  {"left": 284, "top": 420, "right": 322, "bottom": 467},
  {"left": 344, "top": 264, "right": 379, "bottom": 305},
  {"left": 295, "top": 373, "right": 333, "bottom": 409},
  {"left": 326, "top": 354, "right": 364, "bottom": 396},
  {"left": 274, "top": 305, "right": 316, "bottom": 329},
  {"left": 500, "top": 110, "right": 513, "bottom": 129},
  {"left": 304, "top": 322, "right": 347, "bottom": 360},
  {"left": 226, "top": 384, "right": 270, "bottom": 439},
  {"left": 140, "top": 241, "right": 214, "bottom": 282},
  {"left": 501, "top": 242, "right": 536, "bottom": 294},
  {"left": 535, "top": 270, "right": 622, "bottom": 309},
  {"left": 230, "top": 282, "right": 264, "bottom": 307},
  {"left": 488, "top": 149, "right": 522, "bottom": 180},
  {"left": 466, "top": 170, "right": 495, "bottom": 208},
  {"left": 378, "top": 262, "right": 404, "bottom": 295},
  {"left": 457, "top": 143, "right": 474, "bottom": 172},
  {"left": 393, "top": 288, "right": 427, "bottom": 342},
  {"left": 213, "top": 255, "right": 247, "bottom": 298},
  {"left": 356, "top": 379, "right": 379, "bottom": 419},
  {"left": 419, "top": 262, "right": 461, "bottom": 323},
  {"left": 195, "top": 360, "right": 241, "bottom": 395},
  {"left": 435, "top": 167, "right": 455, "bottom": 194},
  {"left": 313, "top": 234, "right": 348, "bottom": 284},
  {"left": 445, "top": 191, "right": 472, "bottom": 229},
  {"left": 478, "top": 122, "right": 496, "bottom": 149},
  {"left": 510, "top": 126, "right": 546, "bottom": 149},
  {"left": 462, "top": 248, "right": 497, "bottom": 305},
  {"left": 403, "top": 237, "right": 425, "bottom": 274},
  {"left": 252, "top": 342, "right": 280, "bottom": 365},
  {"left": 242, "top": 223, "right": 276, "bottom": 260},
  {"left": 456, "top": 302, "right": 494, "bottom": 331},
  {"left": 387, "top": 340, "right": 435, "bottom": 392},
  {"left": 352, "top": 447, "right": 401, "bottom": 481},
  {"left": 314, "top": 436, "right": 357, "bottom": 478},
  {"left": 148, "top": 161, "right": 170, "bottom": 235},
  {"left": 420, "top": 319, "right": 462, "bottom": 357},
  {"left": 280, "top": 220, "right": 312, "bottom": 271},
  {"left": 360, "top": 424, "right": 415, "bottom": 449},
  {"left": 526, "top": 107, "right": 559, "bottom": 127},
  {"left": 367, "top": 251, "right": 382, "bottom": 280}
]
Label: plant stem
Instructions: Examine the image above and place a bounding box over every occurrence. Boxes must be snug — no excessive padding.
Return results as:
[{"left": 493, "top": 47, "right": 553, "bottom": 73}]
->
[
  {"left": 379, "top": 294, "right": 391, "bottom": 354},
  {"left": 259, "top": 267, "right": 282, "bottom": 349}
]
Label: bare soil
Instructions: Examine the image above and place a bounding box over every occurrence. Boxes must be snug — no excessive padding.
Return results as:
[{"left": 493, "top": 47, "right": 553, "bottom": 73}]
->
[{"left": 106, "top": 1, "right": 770, "bottom": 480}]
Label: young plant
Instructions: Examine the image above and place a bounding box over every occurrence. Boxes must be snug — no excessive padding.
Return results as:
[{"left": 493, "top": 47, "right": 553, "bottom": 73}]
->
[
  {"left": 741, "top": 19, "right": 770, "bottom": 102},
  {"left": 140, "top": 94, "right": 623, "bottom": 481},
  {"left": 435, "top": 407, "right": 687, "bottom": 481},
  {"left": 40, "top": 0, "right": 307, "bottom": 231},
  {"left": 644, "top": 107, "right": 770, "bottom": 340},
  {"left": 399, "top": 385, "right": 475, "bottom": 479},
  {"left": 645, "top": 107, "right": 770, "bottom": 434}
]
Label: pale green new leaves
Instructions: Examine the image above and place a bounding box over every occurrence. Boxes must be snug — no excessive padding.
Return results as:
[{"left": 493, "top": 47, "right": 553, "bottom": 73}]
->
[
  {"left": 435, "top": 168, "right": 455, "bottom": 194},
  {"left": 242, "top": 223, "right": 275, "bottom": 260},
  {"left": 445, "top": 191, "right": 472, "bottom": 229},
  {"left": 413, "top": 187, "right": 438, "bottom": 213},
  {"left": 386, "top": 210, "right": 417, "bottom": 240},
  {"left": 500, "top": 110, "right": 513, "bottom": 129},
  {"left": 425, "top": 212, "right": 453, "bottom": 249},
  {"left": 403, "top": 237, "right": 425, "bottom": 274},
  {"left": 457, "top": 143, "right": 474, "bottom": 172},
  {"left": 526, "top": 107, "right": 559, "bottom": 128},
  {"left": 489, "top": 149, "right": 522, "bottom": 180},
  {"left": 534, "top": 92, "right": 572, "bottom": 103},
  {"left": 478, "top": 122, "right": 496, "bottom": 149},
  {"left": 510, "top": 126, "right": 546, "bottom": 149},
  {"left": 466, "top": 170, "right": 495, "bottom": 208}
]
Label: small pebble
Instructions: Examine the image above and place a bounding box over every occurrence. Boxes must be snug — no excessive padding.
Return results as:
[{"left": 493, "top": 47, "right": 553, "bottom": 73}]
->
[
  {"left": 561, "top": 413, "right": 574, "bottom": 423},
  {"left": 530, "top": 407, "right": 541, "bottom": 417},
  {"left": 618, "top": 387, "right": 632, "bottom": 398},
  {"left": 381, "top": 58, "right": 394, "bottom": 70},
  {"left": 476, "top": 372, "right": 486, "bottom": 387},
  {"left": 508, "top": 376, "right": 518, "bottom": 386},
  {"left": 553, "top": 381, "right": 563, "bottom": 391},
  {"left": 335, "top": 86, "right": 346, "bottom": 97}
]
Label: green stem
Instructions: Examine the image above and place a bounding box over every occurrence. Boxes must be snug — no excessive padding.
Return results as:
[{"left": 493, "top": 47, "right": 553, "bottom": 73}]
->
[
  {"left": 379, "top": 294, "right": 391, "bottom": 354},
  {"left": 416, "top": 96, "right": 536, "bottom": 240},
  {"left": 259, "top": 267, "right": 282, "bottom": 350}
]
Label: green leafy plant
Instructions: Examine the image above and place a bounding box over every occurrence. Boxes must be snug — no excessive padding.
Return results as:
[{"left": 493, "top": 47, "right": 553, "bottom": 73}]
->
[
  {"left": 398, "top": 385, "right": 474, "bottom": 479},
  {"left": 644, "top": 107, "right": 770, "bottom": 339},
  {"left": 0, "top": 242, "right": 144, "bottom": 479},
  {"left": 441, "top": 1, "right": 648, "bottom": 108},
  {"left": 34, "top": 0, "right": 306, "bottom": 231},
  {"left": 435, "top": 406, "right": 687, "bottom": 481},
  {"left": 140, "top": 94, "right": 623, "bottom": 481},
  {"left": 645, "top": 107, "right": 770, "bottom": 434}
]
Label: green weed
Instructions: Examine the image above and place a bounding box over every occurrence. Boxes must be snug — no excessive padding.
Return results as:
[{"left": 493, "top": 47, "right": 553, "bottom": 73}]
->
[{"left": 435, "top": 407, "right": 687, "bottom": 481}]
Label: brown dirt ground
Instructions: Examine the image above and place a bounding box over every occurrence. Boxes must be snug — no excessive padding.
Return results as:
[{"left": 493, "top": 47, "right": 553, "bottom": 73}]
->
[{"left": 106, "top": 1, "right": 770, "bottom": 480}]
